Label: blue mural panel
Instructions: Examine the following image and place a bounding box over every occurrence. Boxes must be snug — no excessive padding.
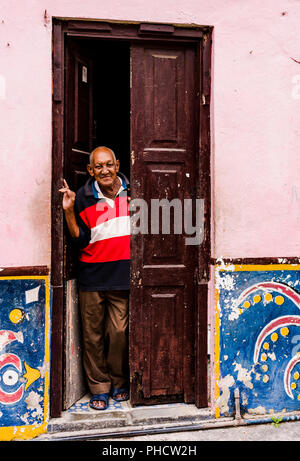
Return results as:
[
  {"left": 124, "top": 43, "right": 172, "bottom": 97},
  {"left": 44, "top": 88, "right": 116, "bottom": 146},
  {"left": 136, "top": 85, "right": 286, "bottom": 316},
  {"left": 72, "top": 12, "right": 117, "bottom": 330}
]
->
[
  {"left": 0, "top": 276, "right": 50, "bottom": 437},
  {"left": 216, "top": 267, "right": 300, "bottom": 416}
]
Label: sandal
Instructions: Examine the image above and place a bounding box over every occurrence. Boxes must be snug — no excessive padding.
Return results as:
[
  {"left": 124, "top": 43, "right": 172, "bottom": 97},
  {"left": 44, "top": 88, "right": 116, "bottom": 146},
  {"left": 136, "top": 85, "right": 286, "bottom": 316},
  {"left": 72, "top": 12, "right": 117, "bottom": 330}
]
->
[
  {"left": 111, "top": 388, "right": 129, "bottom": 402},
  {"left": 89, "top": 393, "right": 109, "bottom": 410}
]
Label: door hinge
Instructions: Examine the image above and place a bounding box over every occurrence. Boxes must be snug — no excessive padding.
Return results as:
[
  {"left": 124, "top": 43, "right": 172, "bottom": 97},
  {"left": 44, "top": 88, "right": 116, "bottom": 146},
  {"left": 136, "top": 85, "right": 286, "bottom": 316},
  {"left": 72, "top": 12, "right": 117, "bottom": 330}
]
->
[
  {"left": 194, "top": 266, "right": 209, "bottom": 284},
  {"left": 202, "top": 93, "right": 210, "bottom": 106},
  {"left": 194, "top": 267, "right": 201, "bottom": 284}
]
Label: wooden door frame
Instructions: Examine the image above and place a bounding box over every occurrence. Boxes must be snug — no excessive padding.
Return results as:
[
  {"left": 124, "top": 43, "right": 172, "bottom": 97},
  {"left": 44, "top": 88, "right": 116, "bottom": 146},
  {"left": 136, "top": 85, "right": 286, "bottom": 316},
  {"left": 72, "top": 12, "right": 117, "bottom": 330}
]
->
[{"left": 51, "top": 18, "right": 212, "bottom": 418}]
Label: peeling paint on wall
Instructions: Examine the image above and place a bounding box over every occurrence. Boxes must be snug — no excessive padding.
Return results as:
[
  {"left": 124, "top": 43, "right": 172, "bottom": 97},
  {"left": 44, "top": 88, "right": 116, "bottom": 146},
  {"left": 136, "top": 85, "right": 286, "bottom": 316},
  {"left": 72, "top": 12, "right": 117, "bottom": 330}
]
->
[
  {"left": 216, "top": 374, "right": 235, "bottom": 414},
  {"left": 215, "top": 264, "right": 300, "bottom": 417},
  {"left": 0, "top": 276, "right": 50, "bottom": 440}
]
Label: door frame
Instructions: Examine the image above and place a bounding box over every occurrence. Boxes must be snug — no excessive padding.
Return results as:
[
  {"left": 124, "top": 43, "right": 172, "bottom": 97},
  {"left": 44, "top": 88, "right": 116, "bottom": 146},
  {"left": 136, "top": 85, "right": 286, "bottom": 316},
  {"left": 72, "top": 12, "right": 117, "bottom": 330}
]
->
[{"left": 51, "top": 18, "right": 212, "bottom": 418}]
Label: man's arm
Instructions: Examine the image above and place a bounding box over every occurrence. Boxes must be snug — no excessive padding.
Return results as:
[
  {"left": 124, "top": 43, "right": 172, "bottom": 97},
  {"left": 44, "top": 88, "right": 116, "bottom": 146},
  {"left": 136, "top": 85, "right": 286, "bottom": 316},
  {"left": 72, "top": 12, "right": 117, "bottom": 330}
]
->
[{"left": 59, "top": 179, "right": 80, "bottom": 238}]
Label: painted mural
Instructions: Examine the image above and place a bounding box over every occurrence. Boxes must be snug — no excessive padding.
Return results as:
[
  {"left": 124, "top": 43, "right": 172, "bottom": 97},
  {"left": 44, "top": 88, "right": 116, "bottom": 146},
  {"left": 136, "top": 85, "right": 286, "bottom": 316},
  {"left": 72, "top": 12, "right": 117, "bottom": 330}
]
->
[
  {"left": 215, "top": 264, "right": 300, "bottom": 417},
  {"left": 0, "top": 276, "right": 50, "bottom": 440}
]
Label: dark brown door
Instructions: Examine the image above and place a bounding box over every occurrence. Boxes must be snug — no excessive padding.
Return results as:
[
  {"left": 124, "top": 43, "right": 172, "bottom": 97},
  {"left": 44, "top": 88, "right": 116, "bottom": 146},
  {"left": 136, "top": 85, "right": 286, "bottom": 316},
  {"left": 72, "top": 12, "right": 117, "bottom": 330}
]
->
[
  {"left": 64, "top": 40, "right": 93, "bottom": 223},
  {"left": 64, "top": 39, "right": 93, "bottom": 282},
  {"left": 63, "top": 40, "right": 94, "bottom": 408},
  {"left": 130, "top": 43, "right": 199, "bottom": 405},
  {"left": 52, "top": 20, "right": 210, "bottom": 418}
]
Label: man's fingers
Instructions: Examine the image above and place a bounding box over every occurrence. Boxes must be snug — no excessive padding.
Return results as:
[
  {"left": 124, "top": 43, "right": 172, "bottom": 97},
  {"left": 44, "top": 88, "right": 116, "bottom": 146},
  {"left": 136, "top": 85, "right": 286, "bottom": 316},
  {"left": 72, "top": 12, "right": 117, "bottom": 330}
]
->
[
  {"left": 63, "top": 179, "right": 69, "bottom": 189},
  {"left": 59, "top": 187, "right": 73, "bottom": 194}
]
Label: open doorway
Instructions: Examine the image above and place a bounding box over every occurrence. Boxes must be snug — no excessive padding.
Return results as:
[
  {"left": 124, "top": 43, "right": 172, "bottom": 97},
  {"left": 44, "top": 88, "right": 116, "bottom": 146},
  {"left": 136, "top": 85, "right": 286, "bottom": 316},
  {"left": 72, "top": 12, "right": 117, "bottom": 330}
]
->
[
  {"left": 64, "top": 38, "right": 130, "bottom": 191},
  {"left": 63, "top": 38, "right": 131, "bottom": 409},
  {"left": 52, "top": 20, "right": 211, "bottom": 418},
  {"left": 92, "top": 40, "right": 131, "bottom": 179}
]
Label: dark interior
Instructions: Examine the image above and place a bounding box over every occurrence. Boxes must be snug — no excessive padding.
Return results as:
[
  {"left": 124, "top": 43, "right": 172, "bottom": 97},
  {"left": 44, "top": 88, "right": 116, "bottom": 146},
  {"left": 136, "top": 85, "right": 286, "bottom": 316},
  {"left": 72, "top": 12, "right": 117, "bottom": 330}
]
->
[{"left": 91, "top": 40, "right": 131, "bottom": 180}]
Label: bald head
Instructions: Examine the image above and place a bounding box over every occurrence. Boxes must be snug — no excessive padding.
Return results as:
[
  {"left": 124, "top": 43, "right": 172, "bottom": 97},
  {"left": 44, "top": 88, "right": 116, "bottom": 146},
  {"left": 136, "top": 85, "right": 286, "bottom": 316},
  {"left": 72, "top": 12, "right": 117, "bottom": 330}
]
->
[
  {"left": 89, "top": 146, "right": 116, "bottom": 166},
  {"left": 87, "top": 146, "right": 120, "bottom": 190}
]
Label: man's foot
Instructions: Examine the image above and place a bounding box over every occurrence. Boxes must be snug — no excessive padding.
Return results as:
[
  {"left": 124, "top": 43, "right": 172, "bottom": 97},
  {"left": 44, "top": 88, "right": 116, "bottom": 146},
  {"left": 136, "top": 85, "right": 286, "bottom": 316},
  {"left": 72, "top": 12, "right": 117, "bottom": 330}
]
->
[
  {"left": 114, "top": 391, "right": 128, "bottom": 400},
  {"left": 112, "top": 388, "right": 129, "bottom": 402},
  {"left": 89, "top": 393, "right": 109, "bottom": 410},
  {"left": 91, "top": 399, "right": 107, "bottom": 409}
]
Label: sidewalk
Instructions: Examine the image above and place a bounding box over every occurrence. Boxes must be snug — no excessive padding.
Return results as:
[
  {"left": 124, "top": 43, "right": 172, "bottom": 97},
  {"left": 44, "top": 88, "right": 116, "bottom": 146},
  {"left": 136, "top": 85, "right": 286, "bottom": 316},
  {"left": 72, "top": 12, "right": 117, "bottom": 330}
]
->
[{"left": 34, "top": 394, "right": 300, "bottom": 441}]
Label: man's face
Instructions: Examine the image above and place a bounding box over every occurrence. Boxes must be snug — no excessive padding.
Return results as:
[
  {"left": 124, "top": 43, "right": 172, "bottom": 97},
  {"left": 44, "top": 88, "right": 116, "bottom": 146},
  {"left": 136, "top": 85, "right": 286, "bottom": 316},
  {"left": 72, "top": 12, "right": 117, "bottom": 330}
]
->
[{"left": 87, "top": 149, "right": 120, "bottom": 189}]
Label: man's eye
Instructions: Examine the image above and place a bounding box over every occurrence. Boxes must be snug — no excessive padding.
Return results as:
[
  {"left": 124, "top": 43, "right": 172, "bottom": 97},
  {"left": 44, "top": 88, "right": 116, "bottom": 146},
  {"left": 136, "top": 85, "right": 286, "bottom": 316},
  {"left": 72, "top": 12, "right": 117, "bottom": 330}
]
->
[{"left": 95, "top": 163, "right": 114, "bottom": 169}]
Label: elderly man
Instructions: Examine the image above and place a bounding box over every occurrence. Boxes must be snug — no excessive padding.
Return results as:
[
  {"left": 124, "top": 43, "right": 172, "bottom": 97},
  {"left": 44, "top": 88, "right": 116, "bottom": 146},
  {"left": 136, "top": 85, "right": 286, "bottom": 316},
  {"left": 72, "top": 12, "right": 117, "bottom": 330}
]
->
[{"left": 59, "top": 146, "right": 130, "bottom": 410}]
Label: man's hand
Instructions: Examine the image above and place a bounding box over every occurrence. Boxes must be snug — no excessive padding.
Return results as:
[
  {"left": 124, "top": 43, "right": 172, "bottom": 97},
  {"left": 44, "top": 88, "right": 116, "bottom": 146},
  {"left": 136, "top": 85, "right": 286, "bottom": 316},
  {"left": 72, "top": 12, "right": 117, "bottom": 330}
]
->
[
  {"left": 59, "top": 179, "right": 76, "bottom": 211},
  {"left": 59, "top": 179, "right": 80, "bottom": 238}
]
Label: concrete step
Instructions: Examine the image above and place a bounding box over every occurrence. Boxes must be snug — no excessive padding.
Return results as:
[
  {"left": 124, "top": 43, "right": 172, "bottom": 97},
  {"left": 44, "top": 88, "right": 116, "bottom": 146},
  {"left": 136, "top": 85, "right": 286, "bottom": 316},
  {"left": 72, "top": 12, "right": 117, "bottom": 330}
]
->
[{"left": 35, "top": 394, "right": 217, "bottom": 440}]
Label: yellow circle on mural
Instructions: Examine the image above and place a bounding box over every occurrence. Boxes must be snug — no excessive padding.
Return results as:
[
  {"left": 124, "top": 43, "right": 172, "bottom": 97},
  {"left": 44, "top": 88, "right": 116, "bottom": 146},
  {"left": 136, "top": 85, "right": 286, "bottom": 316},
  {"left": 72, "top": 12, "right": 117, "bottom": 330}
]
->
[
  {"left": 243, "top": 301, "right": 251, "bottom": 309},
  {"left": 271, "top": 332, "right": 278, "bottom": 342},
  {"left": 297, "top": 395, "right": 300, "bottom": 401},
  {"left": 262, "top": 364, "right": 268, "bottom": 372},
  {"left": 264, "top": 293, "right": 273, "bottom": 302},
  {"left": 9, "top": 308, "right": 24, "bottom": 324},
  {"left": 263, "top": 342, "right": 269, "bottom": 350},
  {"left": 261, "top": 353, "right": 268, "bottom": 361},
  {"left": 280, "top": 327, "right": 289, "bottom": 336},
  {"left": 253, "top": 295, "right": 261, "bottom": 303},
  {"left": 263, "top": 375, "right": 269, "bottom": 383},
  {"left": 291, "top": 382, "right": 297, "bottom": 390},
  {"left": 294, "top": 372, "right": 300, "bottom": 380},
  {"left": 275, "top": 295, "right": 284, "bottom": 305}
]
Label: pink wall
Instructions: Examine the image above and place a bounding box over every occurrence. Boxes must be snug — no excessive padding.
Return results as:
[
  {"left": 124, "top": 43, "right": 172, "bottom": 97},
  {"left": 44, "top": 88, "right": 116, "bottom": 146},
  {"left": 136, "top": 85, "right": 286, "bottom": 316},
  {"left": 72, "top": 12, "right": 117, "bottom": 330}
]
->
[{"left": 1, "top": 0, "right": 300, "bottom": 267}]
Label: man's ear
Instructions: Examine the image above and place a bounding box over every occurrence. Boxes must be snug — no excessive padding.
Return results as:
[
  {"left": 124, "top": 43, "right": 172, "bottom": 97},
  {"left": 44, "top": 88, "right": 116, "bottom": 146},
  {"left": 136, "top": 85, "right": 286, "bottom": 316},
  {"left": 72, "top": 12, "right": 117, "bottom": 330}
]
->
[
  {"left": 115, "top": 160, "right": 120, "bottom": 172},
  {"left": 87, "top": 164, "right": 94, "bottom": 177}
]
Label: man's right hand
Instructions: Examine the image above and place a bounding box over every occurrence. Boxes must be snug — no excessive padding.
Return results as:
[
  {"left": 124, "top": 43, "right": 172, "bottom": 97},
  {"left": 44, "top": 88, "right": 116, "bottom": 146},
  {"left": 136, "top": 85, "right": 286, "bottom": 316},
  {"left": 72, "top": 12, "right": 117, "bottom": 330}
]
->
[
  {"left": 59, "top": 179, "right": 80, "bottom": 238},
  {"left": 59, "top": 179, "right": 76, "bottom": 211}
]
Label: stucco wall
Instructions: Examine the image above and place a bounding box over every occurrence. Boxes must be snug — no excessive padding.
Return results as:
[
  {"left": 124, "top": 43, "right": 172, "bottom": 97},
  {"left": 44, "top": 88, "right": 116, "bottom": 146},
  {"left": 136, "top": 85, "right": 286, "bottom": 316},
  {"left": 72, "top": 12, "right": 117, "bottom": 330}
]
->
[{"left": 1, "top": 0, "right": 300, "bottom": 267}]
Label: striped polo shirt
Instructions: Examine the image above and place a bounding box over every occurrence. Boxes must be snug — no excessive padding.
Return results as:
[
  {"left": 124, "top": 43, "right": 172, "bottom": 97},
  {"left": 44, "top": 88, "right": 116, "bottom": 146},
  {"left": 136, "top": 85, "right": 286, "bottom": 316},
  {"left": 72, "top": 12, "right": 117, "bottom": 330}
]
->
[{"left": 73, "top": 173, "right": 130, "bottom": 291}]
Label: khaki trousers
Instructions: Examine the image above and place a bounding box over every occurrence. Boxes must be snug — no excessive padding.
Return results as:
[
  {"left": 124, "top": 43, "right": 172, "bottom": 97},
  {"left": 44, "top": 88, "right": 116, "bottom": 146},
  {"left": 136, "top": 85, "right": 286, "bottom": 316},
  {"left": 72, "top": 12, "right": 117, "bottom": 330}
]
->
[{"left": 79, "top": 290, "right": 129, "bottom": 395}]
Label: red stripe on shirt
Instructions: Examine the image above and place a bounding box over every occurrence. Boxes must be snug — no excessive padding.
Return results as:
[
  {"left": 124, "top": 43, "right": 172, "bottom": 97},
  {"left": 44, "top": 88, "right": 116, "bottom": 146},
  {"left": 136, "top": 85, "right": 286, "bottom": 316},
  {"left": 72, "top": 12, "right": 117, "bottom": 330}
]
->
[
  {"left": 79, "top": 196, "right": 129, "bottom": 229},
  {"left": 79, "top": 235, "right": 130, "bottom": 263}
]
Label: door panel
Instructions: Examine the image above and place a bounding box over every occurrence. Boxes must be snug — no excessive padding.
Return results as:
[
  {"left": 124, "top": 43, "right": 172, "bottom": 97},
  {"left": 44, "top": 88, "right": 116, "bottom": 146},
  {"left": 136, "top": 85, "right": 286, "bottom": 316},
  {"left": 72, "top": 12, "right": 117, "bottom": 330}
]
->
[
  {"left": 65, "top": 41, "right": 92, "bottom": 192},
  {"left": 64, "top": 280, "right": 86, "bottom": 408},
  {"left": 130, "top": 44, "right": 198, "bottom": 405},
  {"left": 65, "top": 41, "right": 93, "bottom": 281},
  {"left": 63, "top": 40, "right": 93, "bottom": 408},
  {"left": 143, "top": 287, "right": 184, "bottom": 397}
]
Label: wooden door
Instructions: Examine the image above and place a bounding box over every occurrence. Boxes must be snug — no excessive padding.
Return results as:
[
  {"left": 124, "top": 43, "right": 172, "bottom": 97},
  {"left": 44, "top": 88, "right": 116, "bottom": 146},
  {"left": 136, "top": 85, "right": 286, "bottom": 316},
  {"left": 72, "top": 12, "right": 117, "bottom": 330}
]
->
[
  {"left": 130, "top": 43, "right": 199, "bottom": 405},
  {"left": 52, "top": 20, "right": 210, "bottom": 418},
  {"left": 63, "top": 39, "right": 94, "bottom": 408},
  {"left": 65, "top": 40, "right": 94, "bottom": 278}
]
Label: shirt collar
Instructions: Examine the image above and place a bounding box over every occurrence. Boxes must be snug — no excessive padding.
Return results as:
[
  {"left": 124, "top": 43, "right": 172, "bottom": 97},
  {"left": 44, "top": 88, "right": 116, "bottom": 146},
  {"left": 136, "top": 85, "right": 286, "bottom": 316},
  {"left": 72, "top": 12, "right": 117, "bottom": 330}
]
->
[{"left": 92, "top": 176, "right": 124, "bottom": 200}]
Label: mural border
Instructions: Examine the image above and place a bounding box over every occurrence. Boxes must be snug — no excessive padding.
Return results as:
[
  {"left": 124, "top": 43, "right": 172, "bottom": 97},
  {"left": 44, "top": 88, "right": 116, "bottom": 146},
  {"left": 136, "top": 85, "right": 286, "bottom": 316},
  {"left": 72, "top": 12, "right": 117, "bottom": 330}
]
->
[
  {"left": 214, "top": 263, "right": 300, "bottom": 418},
  {"left": 0, "top": 275, "right": 51, "bottom": 440}
]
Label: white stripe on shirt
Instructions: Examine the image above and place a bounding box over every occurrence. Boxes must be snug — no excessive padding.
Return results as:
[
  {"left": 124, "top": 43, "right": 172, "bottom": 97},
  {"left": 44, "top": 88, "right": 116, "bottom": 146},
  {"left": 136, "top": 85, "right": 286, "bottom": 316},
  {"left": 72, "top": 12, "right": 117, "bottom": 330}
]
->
[{"left": 89, "top": 215, "right": 130, "bottom": 244}]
